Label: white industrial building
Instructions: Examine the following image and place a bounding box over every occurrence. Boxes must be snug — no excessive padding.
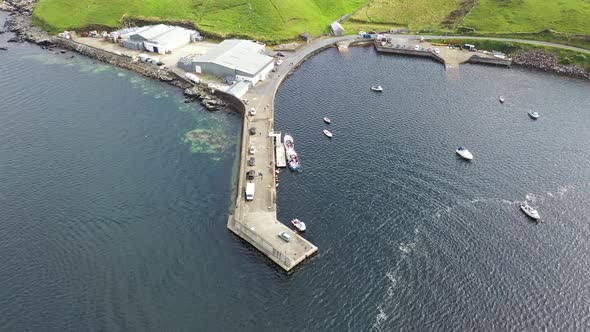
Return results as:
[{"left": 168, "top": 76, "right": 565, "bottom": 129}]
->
[
  {"left": 121, "top": 24, "right": 198, "bottom": 54},
  {"left": 178, "top": 39, "right": 274, "bottom": 86}
]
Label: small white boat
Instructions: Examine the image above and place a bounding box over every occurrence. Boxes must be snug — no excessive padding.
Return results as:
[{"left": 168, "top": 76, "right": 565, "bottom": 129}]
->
[
  {"left": 323, "top": 129, "right": 333, "bottom": 138},
  {"left": 456, "top": 147, "right": 473, "bottom": 160},
  {"left": 291, "top": 218, "right": 306, "bottom": 232},
  {"left": 499, "top": 96, "right": 505, "bottom": 103},
  {"left": 371, "top": 85, "right": 383, "bottom": 92},
  {"left": 528, "top": 110, "right": 539, "bottom": 119},
  {"left": 323, "top": 117, "right": 331, "bottom": 124},
  {"left": 520, "top": 202, "right": 540, "bottom": 221}
]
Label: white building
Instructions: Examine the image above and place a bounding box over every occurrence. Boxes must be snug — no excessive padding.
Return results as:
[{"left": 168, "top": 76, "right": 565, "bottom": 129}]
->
[
  {"left": 122, "top": 24, "right": 197, "bottom": 54},
  {"left": 180, "top": 39, "right": 274, "bottom": 86},
  {"left": 330, "top": 21, "right": 345, "bottom": 36}
]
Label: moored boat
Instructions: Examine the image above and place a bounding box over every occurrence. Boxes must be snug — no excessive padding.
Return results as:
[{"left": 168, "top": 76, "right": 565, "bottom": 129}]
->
[
  {"left": 520, "top": 202, "right": 540, "bottom": 221},
  {"left": 371, "top": 85, "right": 383, "bottom": 92},
  {"left": 284, "top": 134, "right": 301, "bottom": 171},
  {"left": 323, "top": 129, "right": 333, "bottom": 138},
  {"left": 291, "top": 218, "right": 306, "bottom": 232},
  {"left": 528, "top": 110, "right": 539, "bottom": 119},
  {"left": 323, "top": 117, "right": 331, "bottom": 124},
  {"left": 456, "top": 147, "right": 473, "bottom": 160},
  {"left": 499, "top": 96, "right": 505, "bottom": 103}
]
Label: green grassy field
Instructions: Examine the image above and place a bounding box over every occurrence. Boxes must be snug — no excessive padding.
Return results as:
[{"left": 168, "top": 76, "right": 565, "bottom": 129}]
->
[
  {"left": 348, "top": 0, "right": 465, "bottom": 31},
  {"left": 462, "top": 0, "right": 590, "bottom": 35},
  {"left": 33, "top": 0, "right": 366, "bottom": 41},
  {"left": 33, "top": 0, "right": 590, "bottom": 44}
]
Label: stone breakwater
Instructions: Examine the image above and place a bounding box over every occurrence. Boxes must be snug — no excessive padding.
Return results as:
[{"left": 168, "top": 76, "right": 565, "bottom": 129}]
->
[{"left": 511, "top": 49, "right": 589, "bottom": 79}]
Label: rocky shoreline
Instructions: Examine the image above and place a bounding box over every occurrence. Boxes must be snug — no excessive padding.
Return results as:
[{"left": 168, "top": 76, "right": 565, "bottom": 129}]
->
[
  {"left": 1, "top": 0, "right": 226, "bottom": 111},
  {"left": 511, "top": 49, "right": 589, "bottom": 79}
]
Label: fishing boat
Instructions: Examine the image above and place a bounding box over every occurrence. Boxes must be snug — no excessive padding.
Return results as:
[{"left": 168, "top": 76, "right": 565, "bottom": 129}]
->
[
  {"left": 499, "top": 96, "right": 505, "bottom": 103},
  {"left": 291, "top": 218, "right": 306, "bottom": 232},
  {"left": 520, "top": 202, "right": 540, "bottom": 221},
  {"left": 455, "top": 147, "right": 473, "bottom": 160},
  {"left": 528, "top": 110, "right": 539, "bottom": 119},
  {"left": 284, "top": 134, "right": 301, "bottom": 171},
  {"left": 371, "top": 85, "right": 383, "bottom": 92},
  {"left": 323, "top": 129, "right": 333, "bottom": 138},
  {"left": 323, "top": 117, "right": 331, "bottom": 124}
]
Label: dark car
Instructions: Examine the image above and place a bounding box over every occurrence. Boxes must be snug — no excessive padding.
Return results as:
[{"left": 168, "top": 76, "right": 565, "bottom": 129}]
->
[
  {"left": 276, "top": 52, "right": 286, "bottom": 57},
  {"left": 249, "top": 127, "right": 256, "bottom": 135},
  {"left": 248, "top": 157, "right": 255, "bottom": 166},
  {"left": 247, "top": 170, "right": 256, "bottom": 180}
]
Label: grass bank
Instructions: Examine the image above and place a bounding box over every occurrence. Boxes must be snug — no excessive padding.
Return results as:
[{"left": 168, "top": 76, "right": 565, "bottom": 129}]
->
[{"left": 33, "top": 0, "right": 366, "bottom": 42}]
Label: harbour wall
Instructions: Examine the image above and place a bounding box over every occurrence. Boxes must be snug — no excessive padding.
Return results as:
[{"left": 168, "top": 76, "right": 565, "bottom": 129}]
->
[{"left": 374, "top": 44, "right": 446, "bottom": 65}]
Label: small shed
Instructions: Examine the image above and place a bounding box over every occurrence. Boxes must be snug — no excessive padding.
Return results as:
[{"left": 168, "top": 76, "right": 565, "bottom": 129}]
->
[
  {"left": 330, "top": 21, "right": 345, "bottom": 36},
  {"left": 299, "top": 32, "right": 312, "bottom": 43}
]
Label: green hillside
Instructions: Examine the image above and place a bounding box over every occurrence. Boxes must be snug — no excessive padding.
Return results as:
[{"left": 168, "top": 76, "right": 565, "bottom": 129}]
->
[
  {"left": 462, "top": 0, "right": 590, "bottom": 35},
  {"left": 33, "top": 0, "right": 366, "bottom": 41}
]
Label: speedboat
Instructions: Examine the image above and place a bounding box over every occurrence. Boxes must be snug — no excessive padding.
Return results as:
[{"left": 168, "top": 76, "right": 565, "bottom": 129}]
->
[
  {"left": 520, "top": 202, "right": 540, "bottom": 221},
  {"left": 323, "top": 129, "right": 333, "bottom": 138},
  {"left": 455, "top": 147, "right": 473, "bottom": 160},
  {"left": 499, "top": 96, "right": 505, "bottom": 103},
  {"left": 528, "top": 110, "right": 539, "bottom": 119},
  {"left": 291, "top": 218, "right": 306, "bottom": 232},
  {"left": 323, "top": 117, "right": 331, "bottom": 124},
  {"left": 371, "top": 85, "right": 383, "bottom": 92}
]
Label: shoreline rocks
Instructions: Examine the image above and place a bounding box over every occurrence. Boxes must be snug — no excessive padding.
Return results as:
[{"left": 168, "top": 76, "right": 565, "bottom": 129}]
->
[{"left": 510, "top": 49, "right": 589, "bottom": 79}]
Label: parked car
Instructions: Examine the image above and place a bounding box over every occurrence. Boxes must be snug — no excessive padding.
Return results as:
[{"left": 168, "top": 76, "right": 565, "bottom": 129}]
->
[
  {"left": 434, "top": 48, "right": 440, "bottom": 54},
  {"left": 276, "top": 52, "right": 286, "bottom": 57},
  {"left": 247, "top": 170, "right": 256, "bottom": 180},
  {"left": 249, "top": 127, "right": 256, "bottom": 135},
  {"left": 278, "top": 232, "right": 292, "bottom": 242},
  {"left": 250, "top": 108, "right": 256, "bottom": 116},
  {"left": 249, "top": 145, "right": 256, "bottom": 154},
  {"left": 248, "top": 157, "right": 255, "bottom": 166}
]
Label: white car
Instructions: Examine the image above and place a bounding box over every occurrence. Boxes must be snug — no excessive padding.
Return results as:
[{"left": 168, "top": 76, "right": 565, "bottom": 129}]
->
[
  {"left": 249, "top": 145, "right": 256, "bottom": 154},
  {"left": 250, "top": 108, "right": 256, "bottom": 116},
  {"left": 276, "top": 59, "right": 284, "bottom": 66},
  {"left": 278, "top": 232, "right": 292, "bottom": 242},
  {"left": 414, "top": 45, "right": 420, "bottom": 51},
  {"left": 434, "top": 48, "right": 440, "bottom": 54}
]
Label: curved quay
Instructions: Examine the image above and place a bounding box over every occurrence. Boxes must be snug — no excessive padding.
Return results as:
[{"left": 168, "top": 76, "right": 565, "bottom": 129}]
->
[{"left": 225, "top": 34, "right": 587, "bottom": 272}]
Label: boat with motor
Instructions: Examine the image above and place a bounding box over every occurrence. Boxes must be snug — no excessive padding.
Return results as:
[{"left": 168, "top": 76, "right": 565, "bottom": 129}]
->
[
  {"left": 371, "top": 85, "right": 383, "bottom": 92},
  {"left": 520, "top": 202, "right": 540, "bottom": 221},
  {"left": 284, "top": 134, "right": 301, "bottom": 171},
  {"left": 455, "top": 147, "right": 473, "bottom": 160},
  {"left": 291, "top": 218, "right": 306, "bottom": 232},
  {"left": 323, "top": 129, "right": 333, "bottom": 138},
  {"left": 528, "top": 110, "right": 539, "bottom": 119},
  {"left": 499, "top": 96, "right": 505, "bottom": 103},
  {"left": 323, "top": 117, "right": 331, "bottom": 124}
]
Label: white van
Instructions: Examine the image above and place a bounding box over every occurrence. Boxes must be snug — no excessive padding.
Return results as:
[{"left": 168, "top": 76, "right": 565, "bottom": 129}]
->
[{"left": 245, "top": 183, "right": 255, "bottom": 201}]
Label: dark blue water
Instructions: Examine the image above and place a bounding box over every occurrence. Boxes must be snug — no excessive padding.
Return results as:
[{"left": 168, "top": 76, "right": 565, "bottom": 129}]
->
[
  {"left": 2, "top": 10, "right": 590, "bottom": 330},
  {"left": 275, "top": 47, "right": 590, "bottom": 330}
]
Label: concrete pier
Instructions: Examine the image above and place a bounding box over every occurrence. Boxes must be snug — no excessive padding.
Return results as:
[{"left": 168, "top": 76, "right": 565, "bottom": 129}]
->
[{"left": 272, "top": 132, "right": 286, "bottom": 168}]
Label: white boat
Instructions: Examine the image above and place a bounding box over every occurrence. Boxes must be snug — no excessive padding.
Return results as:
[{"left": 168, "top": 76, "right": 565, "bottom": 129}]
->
[
  {"left": 520, "top": 202, "right": 540, "bottom": 221},
  {"left": 323, "top": 117, "right": 331, "bottom": 124},
  {"left": 528, "top": 110, "right": 539, "bottom": 119},
  {"left": 499, "top": 96, "right": 505, "bottom": 103},
  {"left": 323, "top": 129, "right": 333, "bottom": 138},
  {"left": 371, "top": 85, "right": 383, "bottom": 92},
  {"left": 291, "top": 218, "right": 306, "bottom": 232},
  {"left": 455, "top": 147, "right": 473, "bottom": 160},
  {"left": 284, "top": 134, "right": 301, "bottom": 171}
]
